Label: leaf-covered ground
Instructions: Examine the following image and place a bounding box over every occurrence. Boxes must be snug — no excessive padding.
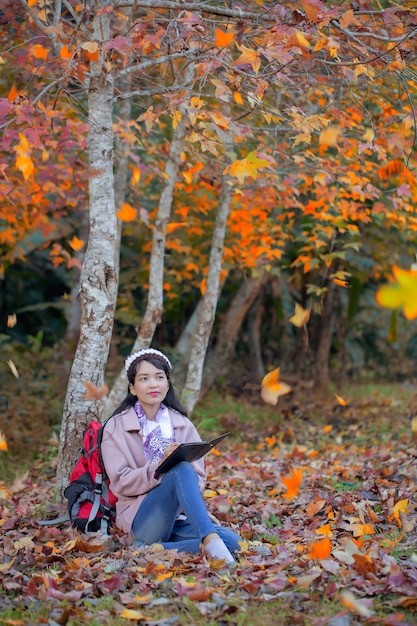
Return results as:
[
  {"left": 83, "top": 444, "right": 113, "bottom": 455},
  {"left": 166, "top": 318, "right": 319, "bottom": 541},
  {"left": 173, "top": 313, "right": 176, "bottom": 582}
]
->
[{"left": 1, "top": 389, "right": 417, "bottom": 626}]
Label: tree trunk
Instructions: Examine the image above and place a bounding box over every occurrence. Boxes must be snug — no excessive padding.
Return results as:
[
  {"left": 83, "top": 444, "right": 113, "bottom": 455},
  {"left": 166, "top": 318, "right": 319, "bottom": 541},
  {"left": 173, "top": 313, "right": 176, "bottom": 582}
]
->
[
  {"left": 202, "top": 271, "right": 269, "bottom": 394},
  {"left": 314, "top": 283, "right": 334, "bottom": 392},
  {"left": 56, "top": 10, "right": 118, "bottom": 497},
  {"left": 101, "top": 101, "right": 188, "bottom": 417},
  {"left": 180, "top": 148, "right": 233, "bottom": 415}
]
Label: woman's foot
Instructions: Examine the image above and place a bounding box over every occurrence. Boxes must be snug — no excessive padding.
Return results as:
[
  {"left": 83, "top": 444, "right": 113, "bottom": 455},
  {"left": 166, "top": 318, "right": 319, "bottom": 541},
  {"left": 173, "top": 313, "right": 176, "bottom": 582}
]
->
[{"left": 203, "top": 533, "right": 235, "bottom": 564}]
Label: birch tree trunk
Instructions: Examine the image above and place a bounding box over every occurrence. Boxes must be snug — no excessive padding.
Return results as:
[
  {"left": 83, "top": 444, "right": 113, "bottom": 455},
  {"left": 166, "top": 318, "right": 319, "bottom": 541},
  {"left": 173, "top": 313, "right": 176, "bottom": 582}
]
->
[
  {"left": 101, "top": 104, "right": 188, "bottom": 417},
  {"left": 56, "top": 9, "right": 118, "bottom": 496},
  {"left": 180, "top": 132, "right": 234, "bottom": 415}
]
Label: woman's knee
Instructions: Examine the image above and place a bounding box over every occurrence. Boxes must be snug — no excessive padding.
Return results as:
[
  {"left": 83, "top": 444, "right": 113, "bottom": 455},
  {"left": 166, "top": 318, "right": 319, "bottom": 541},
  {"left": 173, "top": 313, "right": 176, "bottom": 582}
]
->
[{"left": 169, "top": 461, "right": 198, "bottom": 481}]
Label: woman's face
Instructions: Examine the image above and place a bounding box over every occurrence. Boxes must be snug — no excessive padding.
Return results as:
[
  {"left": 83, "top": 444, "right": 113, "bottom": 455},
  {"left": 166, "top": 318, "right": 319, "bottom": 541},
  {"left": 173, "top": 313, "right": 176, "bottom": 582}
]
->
[{"left": 129, "top": 360, "right": 169, "bottom": 410}]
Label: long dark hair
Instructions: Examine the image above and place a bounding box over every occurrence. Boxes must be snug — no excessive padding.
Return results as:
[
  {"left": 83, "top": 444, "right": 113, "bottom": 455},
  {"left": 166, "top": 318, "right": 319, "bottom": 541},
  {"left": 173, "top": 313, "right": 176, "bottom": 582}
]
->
[{"left": 111, "top": 355, "right": 188, "bottom": 417}]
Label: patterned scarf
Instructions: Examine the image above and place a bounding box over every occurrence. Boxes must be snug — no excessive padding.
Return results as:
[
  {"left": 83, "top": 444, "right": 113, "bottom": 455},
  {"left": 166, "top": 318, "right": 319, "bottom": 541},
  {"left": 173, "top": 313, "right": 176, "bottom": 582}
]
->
[{"left": 133, "top": 401, "right": 175, "bottom": 463}]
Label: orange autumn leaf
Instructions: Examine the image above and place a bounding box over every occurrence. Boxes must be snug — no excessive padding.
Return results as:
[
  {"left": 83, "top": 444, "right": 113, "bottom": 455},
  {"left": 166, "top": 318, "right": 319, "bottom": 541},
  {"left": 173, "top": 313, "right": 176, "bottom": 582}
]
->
[
  {"left": 377, "top": 158, "right": 404, "bottom": 179},
  {"left": 0, "top": 430, "right": 7, "bottom": 452},
  {"left": 281, "top": 467, "right": 303, "bottom": 500},
  {"left": 335, "top": 394, "right": 348, "bottom": 406},
  {"left": 32, "top": 44, "right": 48, "bottom": 61},
  {"left": 68, "top": 236, "right": 85, "bottom": 251},
  {"left": 261, "top": 368, "right": 291, "bottom": 406},
  {"left": 316, "top": 523, "right": 333, "bottom": 537},
  {"left": 60, "top": 45, "right": 73, "bottom": 60},
  {"left": 289, "top": 303, "right": 310, "bottom": 327},
  {"left": 7, "top": 313, "right": 17, "bottom": 328},
  {"left": 215, "top": 29, "right": 234, "bottom": 47},
  {"left": 233, "top": 45, "right": 261, "bottom": 74},
  {"left": 82, "top": 380, "right": 109, "bottom": 400},
  {"left": 307, "top": 536, "right": 331, "bottom": 560},
  {"left": 117, "top": 202, "right": 137, "bottom": 222}
]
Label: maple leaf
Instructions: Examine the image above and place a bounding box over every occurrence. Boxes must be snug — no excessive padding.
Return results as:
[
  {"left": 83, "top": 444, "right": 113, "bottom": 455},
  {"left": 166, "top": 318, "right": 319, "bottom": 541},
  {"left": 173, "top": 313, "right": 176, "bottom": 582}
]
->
[
  {"left": 68, "top": 236, "right": 85, "bottom": 251},
  {"left": 14, "top": 133, "right": 34, "bottom": 180},
  {"left": 307, "top": 536, "right": 331, "bottom": 559},
  {"left": 225, "top": 151, "right": 271, "bottom": 183},
  {"left": 117, "top": 202, "right": 137, "bottom": 222},
  {"left": 261, "top": 367, "right": 291, "bottom": 406},
  {"left": 32, "top": 44, "right": 48, "bottom": 61},
  {"left": 233, "top": 44, "right": 261, "bottom": 74},
  {"left": 289, "top": 303, "right": 310, "bottom": 327},
  {"left": 281, "top": 467, "right": 303, "bottom": 500},
  {"left": 215, "top": 29, "right": 234, "bottom": 47},
  {"left": 376, "top": 266, "right": 417, "bottom": 319},
  {"left": 82, "top": 380, "right": 109, "bottom": 400}
]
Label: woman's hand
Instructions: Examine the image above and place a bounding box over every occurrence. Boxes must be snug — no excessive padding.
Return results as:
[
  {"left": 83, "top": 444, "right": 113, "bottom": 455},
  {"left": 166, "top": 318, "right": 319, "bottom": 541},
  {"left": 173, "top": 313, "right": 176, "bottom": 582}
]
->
[{"left": 159, "top": 442, "right": 180, "bottom": 464}]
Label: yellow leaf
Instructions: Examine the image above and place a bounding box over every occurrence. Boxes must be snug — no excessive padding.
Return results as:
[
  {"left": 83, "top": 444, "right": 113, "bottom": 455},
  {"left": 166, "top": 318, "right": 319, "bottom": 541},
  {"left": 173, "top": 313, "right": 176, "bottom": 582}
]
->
[
  {"left": 393, "top": 499, "right": 409, "bottom": 527},
  {"left": 215, "top": 29, "right": 234, "bottom": 47},
  {"left": 6, "top": 359, "right": 19, "bottom": 379},
  {"left": 233, "top": 91, "right": 244, "bottom": 105},
  {"left": 295, "top": 31, "right": 310, "bottom": 48},
  {"left": 172, "top": 110, "right": 182, "bottom": 129},
  {"left": 68, "top": 236, "right": 85, "bottom": 251},
  {"left": 376, "top": 266, "right": 417, "bottom": 320},
  {"left": 121, "top": 609, "right": 147, "bottom": 620},
  {"left": 289, "top": 303, "right": 310, "bottom": 327},
  {"left": 117, "top": 202, "right": 137, "bottom": 222},
  {"left": 412, "top": 416, "right": 417, "bottom": 433},
  {"left": 319, "top": 126, "right": 342, "bottom": 147},
  {"left": 340, "top": 590, "right": 374, "bottom": 618},
  {"left": 261, "top": 367, "right": 291, "bottom": 406}
]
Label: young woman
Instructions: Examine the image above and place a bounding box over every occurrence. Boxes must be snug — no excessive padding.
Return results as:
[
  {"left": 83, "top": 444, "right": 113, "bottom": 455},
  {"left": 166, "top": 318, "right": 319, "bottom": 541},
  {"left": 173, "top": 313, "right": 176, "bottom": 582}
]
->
[{"left": 101, "top": 348, "right": 241, "bottom": 564}]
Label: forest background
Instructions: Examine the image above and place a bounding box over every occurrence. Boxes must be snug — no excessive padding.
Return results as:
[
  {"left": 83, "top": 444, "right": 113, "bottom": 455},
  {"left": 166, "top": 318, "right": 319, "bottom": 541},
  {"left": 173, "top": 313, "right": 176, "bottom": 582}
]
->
[
  {"left": 1, "top": 0, "right": 417, "bottom": 484},
  {"left": 1, "top": 2, "right": 417, "bottom": 624}
]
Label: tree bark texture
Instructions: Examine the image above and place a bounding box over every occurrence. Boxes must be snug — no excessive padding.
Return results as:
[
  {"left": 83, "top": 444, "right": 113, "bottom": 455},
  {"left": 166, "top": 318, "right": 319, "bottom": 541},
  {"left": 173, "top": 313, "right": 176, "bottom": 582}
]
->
[{"left": 56, "top": 9, "right": 118, "bottom": 496}]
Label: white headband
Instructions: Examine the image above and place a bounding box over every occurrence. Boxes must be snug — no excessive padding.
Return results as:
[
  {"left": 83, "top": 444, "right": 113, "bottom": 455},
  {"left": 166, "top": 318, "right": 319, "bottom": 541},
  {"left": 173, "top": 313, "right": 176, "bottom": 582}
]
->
[{"left": 124, "top": 349, "right": 172, "bottom": 374}]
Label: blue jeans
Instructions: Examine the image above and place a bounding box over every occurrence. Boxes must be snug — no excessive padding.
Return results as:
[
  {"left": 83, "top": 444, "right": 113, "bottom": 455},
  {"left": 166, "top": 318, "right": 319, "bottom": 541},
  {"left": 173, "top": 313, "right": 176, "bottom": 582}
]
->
[{"left": 131, "top": 461, "right": 241, "bottom": 554}]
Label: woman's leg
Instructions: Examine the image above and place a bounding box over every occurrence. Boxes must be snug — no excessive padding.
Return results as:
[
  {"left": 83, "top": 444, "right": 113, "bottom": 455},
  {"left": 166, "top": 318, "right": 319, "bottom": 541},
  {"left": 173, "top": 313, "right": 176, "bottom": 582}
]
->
[
  {"left": 132, "top": 462, "right": 217, "bottom": 546},
  {"left": 168, "top": 519, "right": 241, "bottom": 554}
]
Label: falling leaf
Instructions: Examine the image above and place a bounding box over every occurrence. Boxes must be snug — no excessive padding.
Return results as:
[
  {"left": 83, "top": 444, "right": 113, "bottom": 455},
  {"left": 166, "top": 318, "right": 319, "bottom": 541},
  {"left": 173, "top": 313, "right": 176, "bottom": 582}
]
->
[
  {"left": 307, "top": 537, "right": 331, "bottom": 559},
  {"left": 117, "top": 202, "right": 137, "bottom": 222},
  {"left": 121, "top": 609, "right": 147, "bottom": 620},
  {"left": 335, "top": 394, "right": 348, "bottom": 406},
  {"left": 261, "top": 367, "right": 291, "bottom": 405},
  {"left": 82, "top": 380, "right": 109, "bottom": 400},
  {"left": 281, "top": 467, "right": 303, "bottom": 500},
  {"left": 412, "top": 416, "right": 417, "bottom": 433},
  {"left": 340, "top": 589, "right": 374, "bottom": 617},
  {"left": 295, "top": 30, "right": 311, "bottom": 48},
  {"left": 289, "top": 303, "right": 310, "bottom": 327},
  {"left": 7, "top": 313, "right": 17, "bottom": 328},
  {"left": 319, "top": 126, "right": 342, "bottom": 147},
  {"left": 32, "top": 44, "right": 48, "bottom": 60},
  {"left": 376, "top": 266, "right": 417, "bottom": 320},
  {"left": 68, "top": 236, "right": 85, "bottom": 251},
  {"left": 215, "top": 29, "right": 234, "bottom": 47},
  {"left": 333, "top": 277, "right": 351, "bottom": 288},
  {"left": 6, "top": 359, "right": 19, "bottom": 379},
  {"left": 0, "top": 430, "right": 7, "bottom": 452}
]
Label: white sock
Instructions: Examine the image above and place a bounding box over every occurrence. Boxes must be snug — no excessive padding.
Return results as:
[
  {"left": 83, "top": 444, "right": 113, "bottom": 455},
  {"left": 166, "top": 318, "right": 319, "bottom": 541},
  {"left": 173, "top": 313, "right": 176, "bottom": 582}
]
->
[{"left": 204, "top": 538, "right": 235, "bottom": 564}]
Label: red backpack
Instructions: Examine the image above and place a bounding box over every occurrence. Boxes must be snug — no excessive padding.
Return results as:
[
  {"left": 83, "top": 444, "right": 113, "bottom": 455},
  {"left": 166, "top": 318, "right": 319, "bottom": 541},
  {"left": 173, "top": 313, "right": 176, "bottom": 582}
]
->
[{"left": 64, "top": 421, "right": 117, "bottom": 535}]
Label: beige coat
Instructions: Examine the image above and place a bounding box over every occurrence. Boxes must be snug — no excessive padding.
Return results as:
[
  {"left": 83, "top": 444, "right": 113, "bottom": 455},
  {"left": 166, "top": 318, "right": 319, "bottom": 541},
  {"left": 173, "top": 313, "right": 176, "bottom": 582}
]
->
[{"left": 101, "top": 406, "right": 206, "bottom": 535}]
